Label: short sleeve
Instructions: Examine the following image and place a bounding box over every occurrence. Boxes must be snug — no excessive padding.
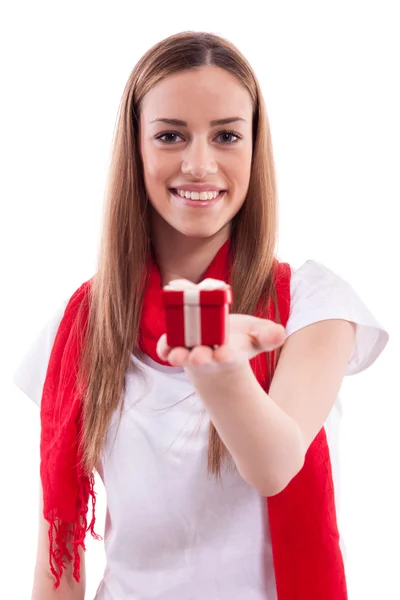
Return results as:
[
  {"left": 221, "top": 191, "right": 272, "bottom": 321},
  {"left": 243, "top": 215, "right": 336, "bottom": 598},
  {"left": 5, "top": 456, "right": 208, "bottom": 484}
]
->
[
  {"left": 13, "top": 300, "right": 68, "bottom": 407},
  {"left": 286, "top": 260, "right": 389, "bottom": 376}
]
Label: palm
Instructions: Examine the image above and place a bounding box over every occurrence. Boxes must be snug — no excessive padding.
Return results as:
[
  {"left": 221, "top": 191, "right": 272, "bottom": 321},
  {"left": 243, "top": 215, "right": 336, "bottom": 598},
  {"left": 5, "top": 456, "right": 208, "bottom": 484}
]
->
[{"left": 157, "top": 314, "right": 286, "bottom": 370}]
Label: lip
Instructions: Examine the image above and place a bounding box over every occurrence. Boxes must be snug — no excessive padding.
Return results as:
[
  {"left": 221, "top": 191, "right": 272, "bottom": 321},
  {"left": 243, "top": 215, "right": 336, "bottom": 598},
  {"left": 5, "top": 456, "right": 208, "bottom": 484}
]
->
[
  {"left": 170, "top": 189, "right": 225, "bottom": 208},
  {"left": 170, "top": 184, "right": 225, "bottom": 192}
]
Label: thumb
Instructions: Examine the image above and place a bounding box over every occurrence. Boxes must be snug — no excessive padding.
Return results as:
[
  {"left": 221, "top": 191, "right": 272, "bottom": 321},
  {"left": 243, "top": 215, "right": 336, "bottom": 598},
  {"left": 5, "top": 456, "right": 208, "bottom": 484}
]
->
[{"left": 248, "top": 322, "right": 286, "bottom": 352}]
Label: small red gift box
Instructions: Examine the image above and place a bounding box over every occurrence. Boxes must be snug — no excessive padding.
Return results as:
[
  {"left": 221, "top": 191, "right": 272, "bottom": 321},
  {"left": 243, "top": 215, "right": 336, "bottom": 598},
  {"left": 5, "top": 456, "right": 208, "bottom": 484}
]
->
[{"left": 162, "top": 278, "right": 233, "bottom": 348}]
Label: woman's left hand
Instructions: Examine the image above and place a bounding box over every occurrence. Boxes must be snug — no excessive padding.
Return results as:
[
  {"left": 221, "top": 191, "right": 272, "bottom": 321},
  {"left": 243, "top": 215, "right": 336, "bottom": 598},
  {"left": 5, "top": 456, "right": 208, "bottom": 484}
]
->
[{"left": 156, "top": 314, "right": 286, "bottom": 372}]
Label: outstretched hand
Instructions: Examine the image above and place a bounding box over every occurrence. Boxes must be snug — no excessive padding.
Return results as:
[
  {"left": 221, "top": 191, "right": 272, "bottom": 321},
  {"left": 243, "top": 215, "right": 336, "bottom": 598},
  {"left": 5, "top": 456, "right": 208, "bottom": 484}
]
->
[{"left": 157, "top": 314, "right": 286, "bottom": 372}]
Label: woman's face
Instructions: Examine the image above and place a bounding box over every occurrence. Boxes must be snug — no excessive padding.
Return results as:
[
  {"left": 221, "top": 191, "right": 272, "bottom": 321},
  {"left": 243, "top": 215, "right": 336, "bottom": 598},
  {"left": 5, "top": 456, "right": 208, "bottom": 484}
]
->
[{"left": 140, "top": 65, "right": 253, "bottom": 240}]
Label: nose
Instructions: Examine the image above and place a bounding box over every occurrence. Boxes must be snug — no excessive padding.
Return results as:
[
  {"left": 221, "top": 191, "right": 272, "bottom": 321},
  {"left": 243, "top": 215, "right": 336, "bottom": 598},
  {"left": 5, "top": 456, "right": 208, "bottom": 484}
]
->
[{"left": 181, "top": 137, "right": 217, "bottom": 178}]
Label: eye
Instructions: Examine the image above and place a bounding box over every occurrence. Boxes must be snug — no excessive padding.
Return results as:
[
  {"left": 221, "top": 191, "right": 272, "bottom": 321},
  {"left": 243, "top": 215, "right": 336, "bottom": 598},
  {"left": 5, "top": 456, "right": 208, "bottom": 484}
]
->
[
  {"left": 155, "top": 132, "right": 184, "bottom": 144},
  {"left": 215, "top": 130, "right": 241, "bottom": 144}
]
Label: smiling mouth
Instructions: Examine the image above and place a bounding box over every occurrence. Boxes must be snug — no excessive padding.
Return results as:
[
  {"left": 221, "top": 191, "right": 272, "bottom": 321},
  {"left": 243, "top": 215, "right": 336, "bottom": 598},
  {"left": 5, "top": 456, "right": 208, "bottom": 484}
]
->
[{"left": 169, "top": 188, "right": 226, "bottom": 201}]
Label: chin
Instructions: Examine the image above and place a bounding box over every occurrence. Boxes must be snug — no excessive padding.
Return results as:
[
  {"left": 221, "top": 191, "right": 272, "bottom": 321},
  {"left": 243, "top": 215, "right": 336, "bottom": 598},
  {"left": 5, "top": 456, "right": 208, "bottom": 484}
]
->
[
  {"left": 178, "top": 227, "right": 220, "bottom": 239},
  {"left": 175, "top": 217, "right": 231, "bottom": 238}
]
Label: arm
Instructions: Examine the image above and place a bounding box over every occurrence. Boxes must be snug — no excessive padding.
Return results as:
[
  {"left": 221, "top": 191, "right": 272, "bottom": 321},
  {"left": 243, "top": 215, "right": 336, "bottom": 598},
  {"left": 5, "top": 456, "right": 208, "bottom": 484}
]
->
[
  {"left": 188, "top": 319, "right": 356, "bottom": 496},
  {"left": 31, "top": 485, "right": 86, "bottom": 600}
]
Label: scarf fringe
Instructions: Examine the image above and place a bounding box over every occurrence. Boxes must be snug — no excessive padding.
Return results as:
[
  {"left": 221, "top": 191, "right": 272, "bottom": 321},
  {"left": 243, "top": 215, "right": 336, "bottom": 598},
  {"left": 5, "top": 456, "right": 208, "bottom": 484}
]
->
[{"left": 49, "top": 472, "right": 102, "bottom": 589}]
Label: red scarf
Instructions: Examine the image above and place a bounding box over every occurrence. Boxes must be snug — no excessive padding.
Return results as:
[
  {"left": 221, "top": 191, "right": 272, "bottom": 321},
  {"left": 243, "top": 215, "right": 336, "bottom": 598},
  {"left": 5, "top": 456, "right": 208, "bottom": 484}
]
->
[{"left": 40, "top": 240, "right": 347, "bottom": 598}]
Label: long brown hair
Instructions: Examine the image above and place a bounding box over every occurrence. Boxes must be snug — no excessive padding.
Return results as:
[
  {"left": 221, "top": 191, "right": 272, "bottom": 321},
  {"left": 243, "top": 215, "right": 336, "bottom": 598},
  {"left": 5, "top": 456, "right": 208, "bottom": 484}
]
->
[{"left": 78, "top": 31, "right": 281, "bottom": 478}]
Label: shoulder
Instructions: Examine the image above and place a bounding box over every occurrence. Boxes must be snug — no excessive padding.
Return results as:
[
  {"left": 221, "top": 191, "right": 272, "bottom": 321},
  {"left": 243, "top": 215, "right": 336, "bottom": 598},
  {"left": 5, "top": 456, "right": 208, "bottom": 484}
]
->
[
  {"left": 64, "top": 279, "right": 93, "bottom": 316},
  {"left": 285, "top": 259, "right": 389, "bottom": 375},
  {"left": 13, "top": 279, "right": 93, "bottom": 407},
  {"left": 288, "top": 259, "right": 373, "bottom": 322}
]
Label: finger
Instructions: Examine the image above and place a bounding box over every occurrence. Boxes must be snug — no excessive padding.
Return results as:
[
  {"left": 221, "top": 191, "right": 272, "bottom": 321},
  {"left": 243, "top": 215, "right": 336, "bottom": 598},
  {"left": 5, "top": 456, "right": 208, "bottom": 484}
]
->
[
  {"left": 213, "top": 344, "right": 239, "bottom": 363},
  {"left": 249, "top": 322, "right": 286, "bottom": 351},
  {"left": 156, "top": 334, "right": 171, "bottom": 361},
  {"left": 188, "top": 345, "right": 214, "bottom": 366},
  {"left": 168, "top": 347, "right": 190, "bottom": 366}
]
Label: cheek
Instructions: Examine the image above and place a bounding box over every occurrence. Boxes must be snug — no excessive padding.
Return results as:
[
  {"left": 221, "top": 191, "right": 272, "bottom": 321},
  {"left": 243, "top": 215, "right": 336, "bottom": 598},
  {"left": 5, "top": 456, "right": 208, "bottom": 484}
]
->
[
  {"left": 224, "top": 147, "right": 252, "bottom": 190},
  {"left": 142, "top": 149, "right": 161, "bottom": 184},
  {"left": 142, "top": 145, "right": 177, "bottom": 187}
]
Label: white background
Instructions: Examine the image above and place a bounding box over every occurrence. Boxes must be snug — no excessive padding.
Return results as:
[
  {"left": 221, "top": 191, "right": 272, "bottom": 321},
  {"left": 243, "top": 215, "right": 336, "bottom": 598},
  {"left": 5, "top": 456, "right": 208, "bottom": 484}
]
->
[{"left": 1, "top": 1, "right": 398, "bottom": 598}]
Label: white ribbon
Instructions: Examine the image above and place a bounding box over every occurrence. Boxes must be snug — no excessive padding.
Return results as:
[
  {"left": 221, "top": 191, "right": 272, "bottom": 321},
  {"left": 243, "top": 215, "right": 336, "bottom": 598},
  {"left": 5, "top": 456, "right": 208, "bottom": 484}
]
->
[{"left": 165, "top": 278, "right": 230, "bottom": 347}]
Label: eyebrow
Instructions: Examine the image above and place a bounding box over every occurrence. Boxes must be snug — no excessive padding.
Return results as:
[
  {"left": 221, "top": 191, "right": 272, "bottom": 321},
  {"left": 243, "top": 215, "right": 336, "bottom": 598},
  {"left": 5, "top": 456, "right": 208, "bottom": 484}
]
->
[{"left": 149, "top": 117, "right": 247, "bottom": 127}]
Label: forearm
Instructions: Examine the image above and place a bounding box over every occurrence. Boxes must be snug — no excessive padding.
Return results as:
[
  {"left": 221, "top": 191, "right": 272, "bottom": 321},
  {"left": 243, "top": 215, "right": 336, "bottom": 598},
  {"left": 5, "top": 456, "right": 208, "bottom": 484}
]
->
[
  {"left": 32, "top": 570, "right": 85, "bottom": 600},
  {"left": 32, "top": 549, "right": 85, "bottom": 600},
  {"left": 188, "top": 361, "right": 305, "bottom": 496}
]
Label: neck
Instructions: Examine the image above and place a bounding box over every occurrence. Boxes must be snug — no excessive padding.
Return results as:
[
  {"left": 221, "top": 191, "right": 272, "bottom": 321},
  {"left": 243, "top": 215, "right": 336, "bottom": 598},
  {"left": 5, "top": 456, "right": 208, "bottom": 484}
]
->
[{"left": 151, "top": 216, "right": 230, "bottom": 286}]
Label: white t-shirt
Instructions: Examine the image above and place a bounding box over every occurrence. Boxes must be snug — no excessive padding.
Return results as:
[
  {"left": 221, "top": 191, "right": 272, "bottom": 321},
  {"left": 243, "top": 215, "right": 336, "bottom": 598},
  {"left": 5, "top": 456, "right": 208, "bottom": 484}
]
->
[{"left": 13, "top": 261, "right": 389, "bottom": 600}]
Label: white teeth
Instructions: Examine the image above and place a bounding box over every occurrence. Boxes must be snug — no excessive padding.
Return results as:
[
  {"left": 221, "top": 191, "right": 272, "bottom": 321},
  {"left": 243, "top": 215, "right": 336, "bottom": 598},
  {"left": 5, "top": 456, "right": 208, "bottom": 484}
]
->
[{"left": 176, "top": 190, "right": 220, "bottom": 200}]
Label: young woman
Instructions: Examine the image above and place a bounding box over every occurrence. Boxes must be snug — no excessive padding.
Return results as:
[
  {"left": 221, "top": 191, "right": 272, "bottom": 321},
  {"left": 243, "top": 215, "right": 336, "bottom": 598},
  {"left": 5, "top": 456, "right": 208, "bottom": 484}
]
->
[{"left": 14, "top": 31, "right": 388, "bottom": 600}]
